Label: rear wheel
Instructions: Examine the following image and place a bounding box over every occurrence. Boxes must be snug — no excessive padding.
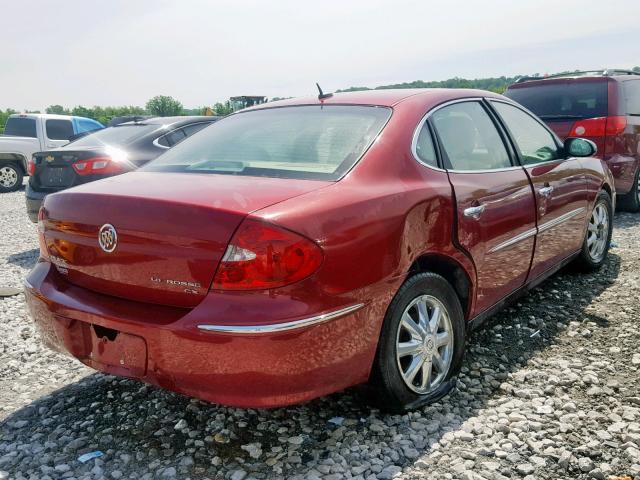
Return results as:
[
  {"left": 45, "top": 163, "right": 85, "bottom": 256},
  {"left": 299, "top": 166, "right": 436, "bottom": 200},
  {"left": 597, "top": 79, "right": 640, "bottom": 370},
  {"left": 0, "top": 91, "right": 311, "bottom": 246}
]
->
[
  {"left": 574, "top": 190, "right": 613, "bottom": 271},
  {"left": 618, "top": 168, "right": 640, "bottom": 212},
  {"left": 369, "top": 273, "right": 465, "bottom": 412},
  {"left": 0, "top": 163, "right": 23, "bottom": 193}
]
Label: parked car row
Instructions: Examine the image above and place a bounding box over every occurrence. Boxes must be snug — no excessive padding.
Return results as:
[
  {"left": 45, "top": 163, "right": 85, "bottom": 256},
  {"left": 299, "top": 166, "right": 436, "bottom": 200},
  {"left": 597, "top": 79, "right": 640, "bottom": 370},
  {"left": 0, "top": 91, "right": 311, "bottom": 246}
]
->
[
  {"left": 25, "top": 83, "right": 619, "bottom": 411},
  {"left": 0, "top": 113, "right": 104, "bottom": 193}
]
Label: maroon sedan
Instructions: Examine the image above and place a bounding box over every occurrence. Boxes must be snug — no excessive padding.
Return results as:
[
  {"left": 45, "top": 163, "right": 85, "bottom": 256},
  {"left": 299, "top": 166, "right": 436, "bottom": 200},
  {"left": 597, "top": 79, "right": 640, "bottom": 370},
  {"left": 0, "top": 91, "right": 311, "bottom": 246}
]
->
[{"left": 25, "top": 89, "right": 615, "bottom": 411}]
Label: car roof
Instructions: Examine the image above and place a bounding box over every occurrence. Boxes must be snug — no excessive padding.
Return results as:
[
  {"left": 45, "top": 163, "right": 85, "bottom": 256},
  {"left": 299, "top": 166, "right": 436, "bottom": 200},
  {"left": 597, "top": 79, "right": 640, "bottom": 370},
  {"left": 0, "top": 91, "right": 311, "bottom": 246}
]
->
[
  {"left": 8, "top": 113, "right": 95, "bottom": 121},
  {"left": 509, "top": 70, "right": 640, "bottom": 89},
  {"left": 247, "top": 88, "right": 502, "bottom": 110},
  {"left": 122, "top": 116, "right": 219, "bottom": 126}
]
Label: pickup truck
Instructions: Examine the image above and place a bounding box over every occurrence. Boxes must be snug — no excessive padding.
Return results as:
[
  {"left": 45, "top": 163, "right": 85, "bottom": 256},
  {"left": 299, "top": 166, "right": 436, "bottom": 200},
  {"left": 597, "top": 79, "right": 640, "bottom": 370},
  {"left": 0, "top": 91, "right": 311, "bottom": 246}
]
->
[{"left": 0, "top": 113, "right": 103, "bottom": 192}]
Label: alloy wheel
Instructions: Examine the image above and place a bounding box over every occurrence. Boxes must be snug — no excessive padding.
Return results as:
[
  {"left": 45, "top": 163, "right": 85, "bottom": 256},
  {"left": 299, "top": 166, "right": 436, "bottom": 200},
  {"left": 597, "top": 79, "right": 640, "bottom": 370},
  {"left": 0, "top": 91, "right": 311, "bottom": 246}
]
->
[
  {"left": 587, "top": 202, "right": 609, "bottom": 262},
  {"left": 395, "top": 295, "right": 453, "bottom": 394},
  {"left": 0, "top": 166, "right": 18, "bottom": 188}
]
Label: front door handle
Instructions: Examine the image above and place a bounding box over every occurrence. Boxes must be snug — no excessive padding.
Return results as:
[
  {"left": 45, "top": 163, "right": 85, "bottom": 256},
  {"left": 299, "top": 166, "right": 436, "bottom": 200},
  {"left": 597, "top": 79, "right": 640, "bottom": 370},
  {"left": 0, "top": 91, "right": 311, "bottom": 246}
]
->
[
  {"left": 539, "top": 186, "right": 554, "bottom": 197},
  {"left": 463, "top": 204, "right": 486, "bottom": 219}
]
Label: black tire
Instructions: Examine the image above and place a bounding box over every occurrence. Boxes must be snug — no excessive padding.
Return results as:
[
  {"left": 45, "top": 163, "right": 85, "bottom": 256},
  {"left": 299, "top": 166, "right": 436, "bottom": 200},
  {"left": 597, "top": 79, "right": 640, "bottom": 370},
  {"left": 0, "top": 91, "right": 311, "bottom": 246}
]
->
[
  {"left": 618, "top": 168, "right": 640, "bottom": 213},
  {"left": 0, "top": 162, "right": 23, "bottom": 193},
  {"left": 574, "top": 190, "right": 613, "bottom": 272},
  {"left": 369, "top": 272, "right": 466, "bottom": 413}
]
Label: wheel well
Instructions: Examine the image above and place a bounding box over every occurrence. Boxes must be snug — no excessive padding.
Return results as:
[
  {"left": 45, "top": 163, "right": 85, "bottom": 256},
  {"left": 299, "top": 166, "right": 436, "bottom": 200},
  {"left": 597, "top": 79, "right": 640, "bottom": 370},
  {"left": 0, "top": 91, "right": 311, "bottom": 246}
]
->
[
  {"left": 601, "top": 182, "right": 612, "bottom": 199},
  {"left": 0, "top": 153, "right": 26, "bottom": 174},
  {"left": 409, "top": 255, "right": 471, "bottom": 318}
]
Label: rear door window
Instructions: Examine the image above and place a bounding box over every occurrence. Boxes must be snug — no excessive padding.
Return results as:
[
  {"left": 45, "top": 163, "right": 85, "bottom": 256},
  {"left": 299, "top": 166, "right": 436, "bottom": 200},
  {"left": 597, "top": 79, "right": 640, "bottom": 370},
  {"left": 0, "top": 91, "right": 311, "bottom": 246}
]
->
[
  {"left": 77, "top": 119, "right": 102, "bottom": 133},
  {"left": 181, "top": 122, "right": 210, "bottom": 137},
  {"left": 45, "top": 119, "right": 74, "bottom": 140},
  {"left": 431, "top": 101, "right": 511, "bottom": 171},
  {"left": 4, "top": 117, "right": 37, "bottom": 138},
  {"left": 625, "top": 80, "right": 640, "bottom": 115},
  {"left": 505, "top": 81, "right": 608, "bottom": 120}
]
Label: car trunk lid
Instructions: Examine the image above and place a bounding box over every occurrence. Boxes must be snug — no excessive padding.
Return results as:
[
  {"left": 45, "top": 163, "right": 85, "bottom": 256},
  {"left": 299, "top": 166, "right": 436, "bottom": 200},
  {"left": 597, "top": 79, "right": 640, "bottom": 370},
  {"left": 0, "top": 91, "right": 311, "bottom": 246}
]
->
[{"left": 40, "top": 171, "right": 330, "bottom": 307}]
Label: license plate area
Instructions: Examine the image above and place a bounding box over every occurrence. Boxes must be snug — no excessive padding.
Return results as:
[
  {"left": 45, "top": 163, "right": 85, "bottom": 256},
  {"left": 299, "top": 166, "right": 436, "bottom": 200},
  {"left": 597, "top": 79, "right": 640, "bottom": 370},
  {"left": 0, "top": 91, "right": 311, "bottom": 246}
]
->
[
  {"left": 48, "top": 316, "right": 148, "bottom": 377},
  {"left": 40, "top": 167, "right": 75, "bottom": 187},
  {"left": 88, "top": 324, "right": 148, "bottom": 377}
]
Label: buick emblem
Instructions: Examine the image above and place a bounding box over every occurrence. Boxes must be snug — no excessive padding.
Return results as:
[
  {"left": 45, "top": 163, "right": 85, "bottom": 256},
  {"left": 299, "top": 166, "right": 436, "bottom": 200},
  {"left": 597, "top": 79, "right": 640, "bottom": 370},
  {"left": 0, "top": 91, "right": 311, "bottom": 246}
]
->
[{"left": 98, "top": 224, "right": 118, "bottom": 253}]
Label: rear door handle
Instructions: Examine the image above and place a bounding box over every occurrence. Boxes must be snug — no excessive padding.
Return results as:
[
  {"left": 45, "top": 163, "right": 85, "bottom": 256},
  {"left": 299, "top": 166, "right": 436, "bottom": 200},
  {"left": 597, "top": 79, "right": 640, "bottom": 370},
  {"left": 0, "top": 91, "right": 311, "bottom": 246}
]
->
[
  {"left": 539, "top": 186, "right": 554, "bottom": 197},
  {"left": 463, "top": 205, "right": 485, "bottom": 219}
]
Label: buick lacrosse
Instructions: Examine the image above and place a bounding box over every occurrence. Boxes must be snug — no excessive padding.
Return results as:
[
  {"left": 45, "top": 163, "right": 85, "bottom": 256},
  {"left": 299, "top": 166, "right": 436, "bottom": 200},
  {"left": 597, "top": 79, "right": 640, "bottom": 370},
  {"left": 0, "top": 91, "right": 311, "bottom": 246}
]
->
[{"left": 25, "top": 89, "right": 614, "bottom": 411}]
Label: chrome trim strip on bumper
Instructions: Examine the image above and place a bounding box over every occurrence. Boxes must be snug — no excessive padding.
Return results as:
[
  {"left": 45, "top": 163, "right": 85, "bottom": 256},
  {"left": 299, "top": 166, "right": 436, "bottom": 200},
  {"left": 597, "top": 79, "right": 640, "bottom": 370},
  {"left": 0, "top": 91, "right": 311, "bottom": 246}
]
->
[
  {"left": 489, "top": 206, "right": 586, "bottom": 253},
  {"left": 538, "top": 207, "right": 586, "bottom": 234},
  {"left": 489, "top": 227, "right": 537, "bottom": 253},
  {"left": 197, "top": 303, "right": 365, "bottom": 334}
]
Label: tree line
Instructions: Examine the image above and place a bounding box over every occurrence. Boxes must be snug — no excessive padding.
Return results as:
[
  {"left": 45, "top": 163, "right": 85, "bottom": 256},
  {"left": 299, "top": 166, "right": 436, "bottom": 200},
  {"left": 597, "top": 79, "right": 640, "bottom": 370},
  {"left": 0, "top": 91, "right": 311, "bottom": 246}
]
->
[
  {"left": 0, "top": 95, "right": 234, "bottom": 133},
  {"left": 2, "top": 68, "right": 639, "bottom": 133},
  {"left": 338, "top": 67, "right": 640, "bottom": 93}
]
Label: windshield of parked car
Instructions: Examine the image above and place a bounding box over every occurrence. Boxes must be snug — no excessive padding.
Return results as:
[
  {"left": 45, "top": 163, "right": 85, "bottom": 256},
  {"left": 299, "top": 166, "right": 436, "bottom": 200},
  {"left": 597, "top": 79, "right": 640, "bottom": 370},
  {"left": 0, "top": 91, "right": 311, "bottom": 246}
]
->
[
  {"left": 505, "top": 81, "right": 608, "bottom": 119},
  {"left": 68, "top": 124, "right": 156, "bottom": 147},
  {"left": 143, "top": 105, "right": 391, "bottom": 180}
]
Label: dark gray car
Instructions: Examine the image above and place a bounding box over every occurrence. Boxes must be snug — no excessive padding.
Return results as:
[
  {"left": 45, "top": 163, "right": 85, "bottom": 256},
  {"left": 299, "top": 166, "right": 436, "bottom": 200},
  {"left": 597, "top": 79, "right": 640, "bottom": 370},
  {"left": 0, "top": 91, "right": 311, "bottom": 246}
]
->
[{"left": 25, "top": 116, "right": 220, "bottom": 222}]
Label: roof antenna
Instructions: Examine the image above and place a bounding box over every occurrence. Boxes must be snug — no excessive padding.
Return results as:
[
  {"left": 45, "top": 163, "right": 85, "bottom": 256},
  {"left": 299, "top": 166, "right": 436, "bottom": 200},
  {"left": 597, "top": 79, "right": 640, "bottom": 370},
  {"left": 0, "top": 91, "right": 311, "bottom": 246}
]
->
[{"left": 316, "top": 83, "right": 333, "bottom": 100}]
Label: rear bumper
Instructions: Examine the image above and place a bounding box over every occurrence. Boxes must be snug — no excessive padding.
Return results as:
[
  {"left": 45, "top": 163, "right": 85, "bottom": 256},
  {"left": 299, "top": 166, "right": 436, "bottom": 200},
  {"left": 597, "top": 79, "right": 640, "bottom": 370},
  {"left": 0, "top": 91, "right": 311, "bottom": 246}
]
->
[
  {"left": 24, "top": 262, "right": 382, "bottom": 408},
  {"left": 25, "top": 183, "right": 47, "bottom": 223}
]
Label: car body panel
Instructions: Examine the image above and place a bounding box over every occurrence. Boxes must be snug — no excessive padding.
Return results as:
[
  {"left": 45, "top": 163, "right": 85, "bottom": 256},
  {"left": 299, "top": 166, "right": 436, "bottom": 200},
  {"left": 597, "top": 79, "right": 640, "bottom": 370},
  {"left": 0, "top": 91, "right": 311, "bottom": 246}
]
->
[
  {"left": 446, "top": 169, "right": 536, "bottom": 314},
  {"left": 524, "top": 159, "right": 589, "bottom": 279}
]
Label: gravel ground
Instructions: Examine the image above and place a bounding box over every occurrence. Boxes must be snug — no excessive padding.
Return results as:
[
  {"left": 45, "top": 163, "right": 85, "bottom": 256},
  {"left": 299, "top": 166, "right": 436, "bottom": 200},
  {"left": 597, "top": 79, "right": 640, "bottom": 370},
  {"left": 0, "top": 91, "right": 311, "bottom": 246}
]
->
[{"left": 1, "top": 185, "right": 639, "bottom": 480}]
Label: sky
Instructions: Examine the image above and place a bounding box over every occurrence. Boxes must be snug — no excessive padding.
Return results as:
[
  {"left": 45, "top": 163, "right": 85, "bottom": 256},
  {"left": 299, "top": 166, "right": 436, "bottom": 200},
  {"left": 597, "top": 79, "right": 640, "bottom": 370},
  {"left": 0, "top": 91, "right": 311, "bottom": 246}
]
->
[{"left": 1, "top": 0, "right": 638, "bottom": 111}]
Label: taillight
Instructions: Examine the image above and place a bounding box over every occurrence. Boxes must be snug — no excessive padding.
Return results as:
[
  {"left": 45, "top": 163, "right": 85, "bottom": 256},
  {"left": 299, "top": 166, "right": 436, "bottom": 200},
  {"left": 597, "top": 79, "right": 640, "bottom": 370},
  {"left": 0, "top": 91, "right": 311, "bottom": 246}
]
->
[
  {"left": 28, "top": 156, "right": 37, "bottom": 175},
  {"left": 212, "top": 219, "right": 323, "bottom": 290},
  {"left": 37, "top": 207, "right": 49, "bottom": 260},
  {"left": 604, "top": 116, "right": 627, "bottom": 136},
  {"left": 72, "top": 157, "right": 123, "bottom": 176},
  {"left": 569, "top": 116, "right": 627, "bottom": 137}
]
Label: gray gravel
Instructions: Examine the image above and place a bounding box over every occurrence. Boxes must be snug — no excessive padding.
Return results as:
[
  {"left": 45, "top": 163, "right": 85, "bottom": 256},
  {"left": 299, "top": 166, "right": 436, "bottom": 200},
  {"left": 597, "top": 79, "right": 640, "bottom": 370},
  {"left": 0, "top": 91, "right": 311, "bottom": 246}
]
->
[{"left": 1, "top": 185, "right": 639, "bottom": 480}]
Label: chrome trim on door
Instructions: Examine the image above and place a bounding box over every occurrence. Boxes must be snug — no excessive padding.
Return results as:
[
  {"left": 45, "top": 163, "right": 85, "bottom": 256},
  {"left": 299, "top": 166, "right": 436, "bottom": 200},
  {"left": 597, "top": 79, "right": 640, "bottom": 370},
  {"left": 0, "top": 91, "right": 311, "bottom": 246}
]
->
[
  {"left": 488, "top": 206, "right": 587, "bottom": 253},
  {"left": 538, "top": 207, "right": 586, "bottom": 234},
  {"left": 197, "top": 303, "right": 365, "bottom": 334},
  {"left": 488, "top": 228, "right": 537, "bottom": 253}
]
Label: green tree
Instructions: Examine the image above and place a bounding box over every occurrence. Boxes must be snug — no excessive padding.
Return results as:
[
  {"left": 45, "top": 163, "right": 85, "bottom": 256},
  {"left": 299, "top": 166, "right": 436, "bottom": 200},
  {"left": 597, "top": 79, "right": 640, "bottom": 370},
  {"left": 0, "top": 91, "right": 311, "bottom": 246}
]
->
[
  {"left": 213, "top": 101, "right": 233, "bottom": 115},
  {"left": 46, "top": 104, "right": 68, "bottom": 114},
  {"left": 145, "top": 95, "right": 183, "bottom": 117}
]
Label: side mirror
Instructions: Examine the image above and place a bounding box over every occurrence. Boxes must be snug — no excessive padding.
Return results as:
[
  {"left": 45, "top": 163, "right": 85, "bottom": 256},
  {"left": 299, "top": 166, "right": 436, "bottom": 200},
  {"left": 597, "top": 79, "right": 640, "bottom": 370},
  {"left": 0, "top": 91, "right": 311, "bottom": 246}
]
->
[{"left": 565, "top": 137, "right": 597, "bottom": 157}]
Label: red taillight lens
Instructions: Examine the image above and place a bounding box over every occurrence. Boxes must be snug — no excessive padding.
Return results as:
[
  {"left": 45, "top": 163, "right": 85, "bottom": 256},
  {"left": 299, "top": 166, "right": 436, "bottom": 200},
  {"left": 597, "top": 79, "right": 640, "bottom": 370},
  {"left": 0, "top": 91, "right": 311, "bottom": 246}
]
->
[
  {"left": 72, "top": 157, "right": 123, "bottom": 176},
  {"left": 569, "top": 116, "right": 627, "bottom": 137},
  {"left": 37, "top": 207, "right": 49, "bottom": 260},
  {"left": 212, "top": 219, "right": 323, "bottom": 290},
  {"left": 604, "top": 116, "right": 627, "bottom": 136},
  {"left": 28, "top": 156, "right": 37, "bottom": 175}
]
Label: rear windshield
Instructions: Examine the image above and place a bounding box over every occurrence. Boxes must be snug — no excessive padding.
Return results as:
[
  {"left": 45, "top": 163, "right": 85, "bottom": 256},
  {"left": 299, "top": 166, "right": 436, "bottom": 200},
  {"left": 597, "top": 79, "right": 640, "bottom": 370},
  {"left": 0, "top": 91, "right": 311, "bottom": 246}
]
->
[
  {"left": 4, "top": 117, "right": 37, "bottom": 138},
  {"left": 505, "top": 81, "right": 608, "bottom": 120},
  {"left": 143, "top": 105, "right": 391, "bottom": 180},
  {"left": 69, "top": 124, "right": 156, "bottom": 147}
]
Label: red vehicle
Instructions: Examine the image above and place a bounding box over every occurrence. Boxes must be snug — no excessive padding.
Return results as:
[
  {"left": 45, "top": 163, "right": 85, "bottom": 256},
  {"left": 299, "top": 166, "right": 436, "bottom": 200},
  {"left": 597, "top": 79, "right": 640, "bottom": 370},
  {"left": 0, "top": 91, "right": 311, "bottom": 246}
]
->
[
  {"left": 505, "top": 69, "right": 640, "bottom": 211},
  {"left": 25, "top": 89, "right": 614, "bottom": 411}
]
